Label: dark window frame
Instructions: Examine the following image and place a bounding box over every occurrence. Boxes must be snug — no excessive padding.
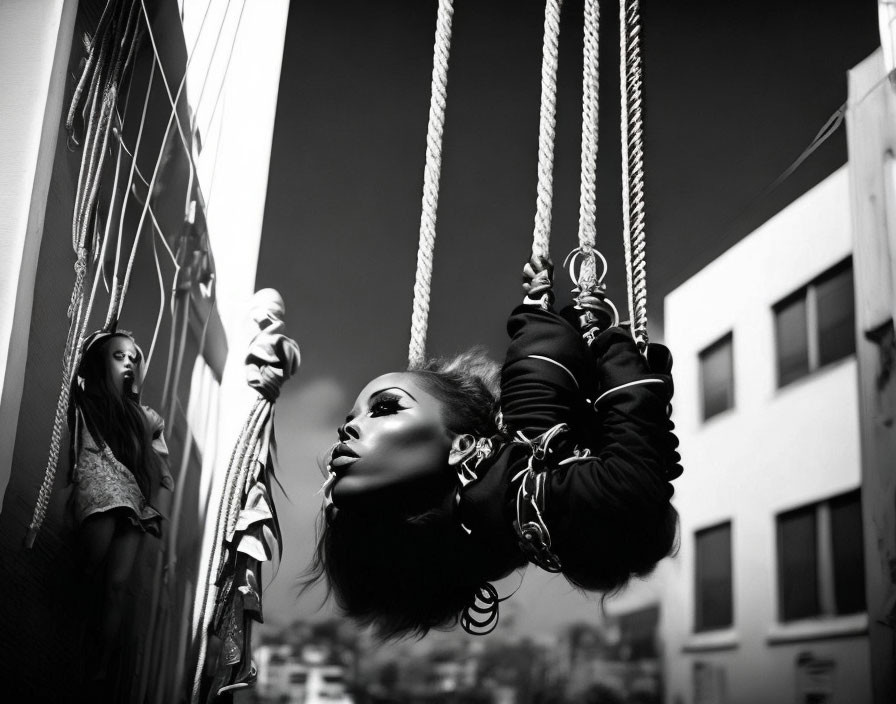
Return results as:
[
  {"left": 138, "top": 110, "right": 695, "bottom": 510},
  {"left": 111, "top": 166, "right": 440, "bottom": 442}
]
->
[
  {"left": 776, "top": 489, "right": 866, "bottom": 623},
  {"left": 699, "top": 332, "right": 735, "bottom": 421},
  {"left": 694, "top": 521, "right": 734, "bottom": 633},
  {"left": 773, "top": 258, "right": 855, "bottom": 388}
]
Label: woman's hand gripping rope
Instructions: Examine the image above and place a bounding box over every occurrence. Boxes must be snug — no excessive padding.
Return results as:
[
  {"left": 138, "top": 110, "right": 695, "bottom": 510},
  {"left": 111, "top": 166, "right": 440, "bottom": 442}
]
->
[
  {"left": 522, "top": 254, "right": 554, "bottom": 309},
  {"left": 564, "top": 248, "right": 619, "bottom": 344}
]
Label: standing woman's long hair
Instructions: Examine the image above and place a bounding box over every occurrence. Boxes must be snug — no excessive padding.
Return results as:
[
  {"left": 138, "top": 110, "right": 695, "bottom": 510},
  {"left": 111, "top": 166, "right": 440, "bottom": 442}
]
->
[{"left": 70, "top": 333, "right": 155, "bottom": 499}]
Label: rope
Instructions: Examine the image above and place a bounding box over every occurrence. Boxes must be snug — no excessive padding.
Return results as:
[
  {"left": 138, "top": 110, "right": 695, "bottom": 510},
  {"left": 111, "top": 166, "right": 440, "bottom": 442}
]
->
[
  {"left": 190, "top": 397, "right": 267, "bottom": 703},
  {"left": 147, "top": 223, "right": 166, "bottom": 375},
  {"left": 186, "top": 0, "right": 234, "bottom": 136},
  {"left": 106, "top": 0, "right": 216, "bottom": 327},
  {"left": 571, "top": 0, "right": 601, "bottom": 293},
  {"left": 65, "top": 0, "right": 115, "bottom": 143},
  {"left": 198, "top": 0, "right": 248, "bottom": 148},
  {"left": 26, "top": 1, "right": 144, "bottom": 547},
  {"left": 191, "top": 307, "right": 298, "bottom": 700},
  {"left": 138, "top": 0, "right": 197, "bottom": 201},
  {"left": 104, "top": 0, "right": 197, "bottom": 328},
  {"left": 29, "top": 0, "right": 244, "bottom": 548},
  {"left": 578, "top": 0, "right": 599, "bottom": 252},
  {"left": 408, "top": 0, "right": 455, "bottom": 367},
  {"left": 619, "top": 0, "right": 648, "bottom": 350},
  {"left": 531, "top": 0, "right": 564, "bottom": 262}
]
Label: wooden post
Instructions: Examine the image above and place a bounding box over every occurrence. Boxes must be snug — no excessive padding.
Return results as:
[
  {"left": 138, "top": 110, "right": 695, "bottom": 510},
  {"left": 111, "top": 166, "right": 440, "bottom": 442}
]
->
[{"left": 846, "top": 48, "right": 896, "bottom": 704}]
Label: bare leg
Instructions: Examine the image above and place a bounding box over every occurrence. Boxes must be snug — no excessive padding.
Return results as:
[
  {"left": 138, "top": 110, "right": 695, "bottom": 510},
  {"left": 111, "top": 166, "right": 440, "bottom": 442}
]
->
[
  {"left": 95, "top": 516, "right": 143, "bottom": 679},
  {"left": 79, "top": 511, "right": 117, "bottom": 576}
]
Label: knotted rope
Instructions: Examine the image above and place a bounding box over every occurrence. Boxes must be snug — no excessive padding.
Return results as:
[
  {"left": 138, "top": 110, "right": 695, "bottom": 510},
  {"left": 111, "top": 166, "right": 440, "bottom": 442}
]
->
[
  {"left": 530, "top": 0, "right": 564, "bottom": 263},
  {"left": 408, "top": 0, "right": 455, "bottom": 367},
  {"left": 191, "top": 397, "right": 267, "bottom": 703},
  {"left": 619, "top": 0, "right": 648, "bottom": 350},
  {"left": 26, "top": 0, "right": 144, "bottom": 547},
  {"left": 191, "top": 300, "right": 299, "bottom": 702}
]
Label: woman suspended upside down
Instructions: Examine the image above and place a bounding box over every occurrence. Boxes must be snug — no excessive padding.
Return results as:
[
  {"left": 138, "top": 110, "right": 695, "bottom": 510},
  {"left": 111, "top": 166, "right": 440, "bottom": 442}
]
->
[
  {"left": 305, "top": 254, "right": 682, "bottom": 638},
  {"left": 69, "top": 331, "right": 173, "bottom": 679}
]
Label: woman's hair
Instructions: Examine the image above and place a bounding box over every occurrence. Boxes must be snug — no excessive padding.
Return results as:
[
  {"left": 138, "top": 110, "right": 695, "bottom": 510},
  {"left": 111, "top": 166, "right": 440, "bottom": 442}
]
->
[
  {"left": 303, "top": 347, "right": 507, "bottom": 639},
  {"left": 71, "top": 332, "right": 155, "bottom": 498},
  {"left": 303, "top": 346, "right": 679, "bottom": 637},
  {"left": 408, "top": 346, "right": 501, "bottom": 437}
]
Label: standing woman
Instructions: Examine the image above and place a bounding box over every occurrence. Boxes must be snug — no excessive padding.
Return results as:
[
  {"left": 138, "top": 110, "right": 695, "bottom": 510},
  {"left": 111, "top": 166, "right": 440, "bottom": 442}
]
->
[{"left": 69, "top": 330, "right": 173, "bottom": 680}]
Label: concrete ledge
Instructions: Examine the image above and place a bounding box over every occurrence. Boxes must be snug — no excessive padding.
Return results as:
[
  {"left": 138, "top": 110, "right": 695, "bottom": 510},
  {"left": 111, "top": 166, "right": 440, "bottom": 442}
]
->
[
  {"left": 682, "top": 629, "right": 740, "bottom": 653},
  {"left": 766, "top": 613, "right": 868, "bottom": 645}
]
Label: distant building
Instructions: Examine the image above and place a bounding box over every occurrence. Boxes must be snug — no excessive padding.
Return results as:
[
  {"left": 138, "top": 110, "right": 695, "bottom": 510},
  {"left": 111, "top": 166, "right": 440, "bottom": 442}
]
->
[
  {"left": 660, "top": 165, "right": 870, "bottom": 704},
  {"left": 255, "top": 643, "right": 354, "bottom": 704},
  {"left": 256, "top": 644, "right": 296, "bottom": 700}
]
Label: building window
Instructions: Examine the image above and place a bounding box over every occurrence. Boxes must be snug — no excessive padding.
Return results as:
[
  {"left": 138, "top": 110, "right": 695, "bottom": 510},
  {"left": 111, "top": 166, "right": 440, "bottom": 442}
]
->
[
  {"left": 776, "top": 489, "right": 865, "bottom": 622},
  {"left": 693, "top": 662, "right": 727, "bottom": 704},
  {"left": 615, "top": 605, "right": 659, "bottom": 661},
  {"left": 695, "top": 522, "right": 733, "bottom": 632},
  {"left": 774, "top": 258, "right": 855, "bottom": 388},
  {"left": 699, "top": 333, "right": 734, "bottom": 420}
]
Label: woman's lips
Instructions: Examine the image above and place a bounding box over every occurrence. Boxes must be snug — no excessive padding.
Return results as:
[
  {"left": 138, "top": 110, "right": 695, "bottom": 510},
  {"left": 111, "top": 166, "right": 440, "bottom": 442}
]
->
[
  {"left": 330, "top": 443, "right": 359, "bottom": 468},
  {"left": 330, "top": 455, "right": 359, "bottom": 468}
]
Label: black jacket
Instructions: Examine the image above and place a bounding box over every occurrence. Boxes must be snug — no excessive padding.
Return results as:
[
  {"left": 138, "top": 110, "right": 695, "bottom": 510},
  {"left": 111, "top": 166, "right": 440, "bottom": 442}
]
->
[{"left": 458, "top": 304, "right": 682, "bottom": 585}]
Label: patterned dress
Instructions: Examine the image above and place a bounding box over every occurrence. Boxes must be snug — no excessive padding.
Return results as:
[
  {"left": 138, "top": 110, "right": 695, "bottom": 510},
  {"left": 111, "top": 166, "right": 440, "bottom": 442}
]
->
[{"left": 72, "top": 405, "right": 173, "bottom": 534}]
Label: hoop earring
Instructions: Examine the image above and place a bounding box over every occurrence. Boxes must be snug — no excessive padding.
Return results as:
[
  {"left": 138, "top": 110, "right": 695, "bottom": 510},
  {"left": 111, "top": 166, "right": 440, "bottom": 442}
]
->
[{"left": 460, "top": 583, "right": 501, "bottom": 635}]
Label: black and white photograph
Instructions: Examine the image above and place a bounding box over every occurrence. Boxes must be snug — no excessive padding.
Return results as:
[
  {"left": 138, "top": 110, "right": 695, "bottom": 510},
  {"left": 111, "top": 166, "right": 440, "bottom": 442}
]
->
[{"left": 0, "top": 1, "right": 891, "bottom": 702}]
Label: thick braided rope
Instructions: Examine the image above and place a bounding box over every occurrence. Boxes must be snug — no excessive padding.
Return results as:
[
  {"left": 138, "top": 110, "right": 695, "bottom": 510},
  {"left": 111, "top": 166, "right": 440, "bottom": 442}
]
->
[
  {"left": 29, "top": 5, "right": 126, "bottom": 543},
  {"left": 72, "top": 27, "right": 111, "bottom": 251},
  {"left": 24, "top": 251, "right": 87, "bottom": 547},
  {"left": 531, "top": 0, "right": 563, "bottom": 262},
  {"left": 65, "top": 0, "right": 115, "bottom": 140},
  {"left": 573, "top": 0, "right": 600, "bottom": 290},
  {"left": 224, "top": 406, "right": 271, "bottom": 539},
  {"left": 26, "top": 3, "right": 143, "bottom": 546},
  {"left": 191, "top": 396, "right": 268, "bottom": 703},
  {"left": 408, "top": 0, "right": 454, "bottom": 367},
  {"left": 578, "top": 0, "right": 600, "bottom": 253},
  {"left": 619, "top": 0, "right": 648, "bottom": 350}
]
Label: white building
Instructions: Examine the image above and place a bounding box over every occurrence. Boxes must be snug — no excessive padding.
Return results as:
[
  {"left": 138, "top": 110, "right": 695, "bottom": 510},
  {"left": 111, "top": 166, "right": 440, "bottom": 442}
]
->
[
  {"left": 660, "top": 166, "right": 871, "bottom": 704},
  {"left": 0, "top": 1, "right": 289, "bottom": 699}
]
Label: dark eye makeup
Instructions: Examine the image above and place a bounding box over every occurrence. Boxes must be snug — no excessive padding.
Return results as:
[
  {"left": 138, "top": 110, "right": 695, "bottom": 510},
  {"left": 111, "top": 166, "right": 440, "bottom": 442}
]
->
[
  {"left": 369, "top": 392, "right": 406, "bottom": 416},
  {"left": 342, "top": 389, "right": 409, "bottom": 426}
]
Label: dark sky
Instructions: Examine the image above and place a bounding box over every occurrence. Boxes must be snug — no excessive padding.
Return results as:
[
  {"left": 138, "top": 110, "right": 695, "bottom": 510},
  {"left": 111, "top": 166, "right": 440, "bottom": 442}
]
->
[{"left": 253, "top": 0, "right": 879, "bottom": 631}]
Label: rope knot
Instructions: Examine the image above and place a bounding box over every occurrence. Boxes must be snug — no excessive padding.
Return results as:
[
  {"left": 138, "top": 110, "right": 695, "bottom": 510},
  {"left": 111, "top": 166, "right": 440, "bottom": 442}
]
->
[{"left": 245, "top": 319, "right": 300, "bottom": 402}]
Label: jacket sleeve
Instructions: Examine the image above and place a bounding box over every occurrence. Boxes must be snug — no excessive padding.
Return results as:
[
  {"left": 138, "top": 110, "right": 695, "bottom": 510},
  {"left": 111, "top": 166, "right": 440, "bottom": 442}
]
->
[
  {"left": 499, "top": 305, "right": 596, "bottom": 440},
  {"left": 543, "top": 327, "right": 682, "bottom": 582},
  {"left": 589, "top": 328, "right": 682, "bottom": 484},
  {"left": 548, "top": 326, "right": 681, "bottom": 498}
]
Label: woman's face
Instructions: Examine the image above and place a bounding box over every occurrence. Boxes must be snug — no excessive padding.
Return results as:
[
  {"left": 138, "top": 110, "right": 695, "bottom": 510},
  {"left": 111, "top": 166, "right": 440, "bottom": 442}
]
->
[
  {"left": 103, "top": 336, "right": 141, "bottom": 396},
  {"left": 329, "top": 372, "right": 455, "bottom": 504}
]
